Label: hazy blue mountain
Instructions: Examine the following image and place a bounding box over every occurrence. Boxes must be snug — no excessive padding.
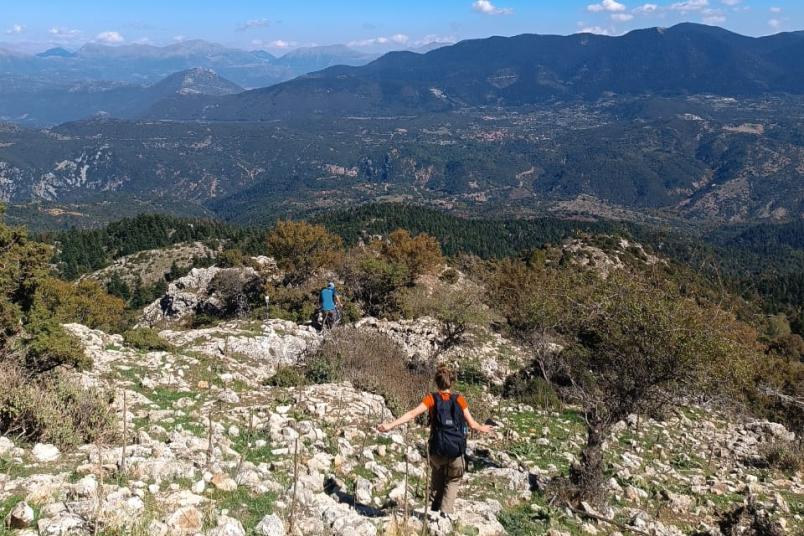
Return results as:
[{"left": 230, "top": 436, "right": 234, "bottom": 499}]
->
[
  {"left": 275, "top": 45, "right": 377, "bottom": 72},
  {"left": 0, "top": 68, "right": 243, "bottom": 126},
  {"left": 149, "top": 24, "right": 804, "bottom": 121},
  {"left": 0, "top": 39, "right": 382, "bottom": 90},
  {"left": 36, "top": 47, "right": 76, "bottom": 58}
]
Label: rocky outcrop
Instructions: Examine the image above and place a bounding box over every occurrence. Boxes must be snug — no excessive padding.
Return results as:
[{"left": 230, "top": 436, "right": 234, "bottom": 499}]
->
[
  {"left": 140, "top": 266, "right": 262, "bottom": 326},
  {"left": 355, "top": 316, "right": 529, "bottom": 383},
  {"left": 83, "top": 241, "right": 217, "bottom": 288}
]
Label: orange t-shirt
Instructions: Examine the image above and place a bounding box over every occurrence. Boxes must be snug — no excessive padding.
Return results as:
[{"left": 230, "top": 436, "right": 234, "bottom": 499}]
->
[{"left": 423, "top": 392, "right": 468, "bottom": 412}]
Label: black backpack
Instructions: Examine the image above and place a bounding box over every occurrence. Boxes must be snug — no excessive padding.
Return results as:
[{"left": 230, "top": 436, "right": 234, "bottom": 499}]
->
[{"left": 429, "top": 393, "right": 467, "bottom": 458}]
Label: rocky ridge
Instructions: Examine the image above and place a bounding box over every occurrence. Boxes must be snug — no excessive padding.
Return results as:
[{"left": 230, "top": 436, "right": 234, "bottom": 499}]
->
[{"left": 1, "top": 317, "right": 801, "bottom": 535}]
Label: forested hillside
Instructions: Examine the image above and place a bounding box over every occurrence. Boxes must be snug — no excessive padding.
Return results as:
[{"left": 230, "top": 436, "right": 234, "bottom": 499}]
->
[{"left": 43, "top": 204, "right": 804, "bottom": 337}]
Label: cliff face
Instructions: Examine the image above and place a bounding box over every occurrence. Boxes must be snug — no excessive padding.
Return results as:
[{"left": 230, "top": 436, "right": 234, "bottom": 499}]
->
[{"left": 0, "top": 315, "right": 799, "bottom": 536}]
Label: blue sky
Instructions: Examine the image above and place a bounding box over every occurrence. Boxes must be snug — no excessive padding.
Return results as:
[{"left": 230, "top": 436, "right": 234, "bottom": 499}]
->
[{"left": 1, "top": 0, "right": 801, "bottom": 53}]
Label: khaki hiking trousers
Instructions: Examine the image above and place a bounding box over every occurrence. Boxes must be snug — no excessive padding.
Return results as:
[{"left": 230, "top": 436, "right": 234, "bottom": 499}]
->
[{"left": 429, "top": 453, "right": 466, "bottom": 514}]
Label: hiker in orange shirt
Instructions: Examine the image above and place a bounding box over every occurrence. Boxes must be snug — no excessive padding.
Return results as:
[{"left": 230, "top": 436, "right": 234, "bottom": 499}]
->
[{"left": 377, "top": 366, "right": 494, "bottom": 514}]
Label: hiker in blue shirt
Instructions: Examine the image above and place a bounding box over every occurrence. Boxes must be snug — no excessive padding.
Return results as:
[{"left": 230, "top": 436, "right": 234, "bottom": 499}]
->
[{"left": 319, "top": 281, "right": 342, "bottom": 329}]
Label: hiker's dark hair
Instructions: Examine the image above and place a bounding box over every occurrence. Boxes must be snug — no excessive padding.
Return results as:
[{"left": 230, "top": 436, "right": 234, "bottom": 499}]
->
[{"left": 435, "top": 366, "right": 454, "bottom": 390}]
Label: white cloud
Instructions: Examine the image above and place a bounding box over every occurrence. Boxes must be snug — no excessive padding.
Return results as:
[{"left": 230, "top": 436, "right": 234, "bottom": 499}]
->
[
  {"left": 633, "top": 3, "right": 659, "bottom": 14},
  {"left": 95, "top": 31, "right": 124, "bottom": 44},
  {"left": 769, "top": 7, "right": 782, "bottom": 14},
  {"left": 702, "top": 13, "right": 726, "bottom": 24},
  {"left": 5, "top": 24, "right": 25, "bottom": 35},
  {"left": 587, "top": 0, "right": 627, "bottom": 13},
  {"left": 612, "top": 13, "right": 634, "bottom": 21},
  {"left": 720, "top": 0, "right": 741, "bottom": 5},
  {"left": 578, "top": 25, "right": 612, "bottom": 35},
  {"left": 349, "top": 36, "right": 390, "bottom": 47},
  {"left": 348, "top": 34, "right": 410, "bottom": 47},
  {"left": 173, "top": 35, "right": 187, "bottom": 42},
  {"left": 415, "top": 35, "right": 457, "bottom": 46},
  {"left": 670, "top": 0, "right": 709, "bottom": 12},
  {"left": 48, "top": 27, "right": 82, "bottom": 40},
  {"left": 768, "top": 18, "right": 783, "bottom": 29},
  {"left": 237, "top": 18, "right": 270, "bottom": 31},
  {"left": 472, "top": 0, "right": 513, "bottom": 16},
  {"left": 270, "top": 40, "right": 294, "bottom": 49}
]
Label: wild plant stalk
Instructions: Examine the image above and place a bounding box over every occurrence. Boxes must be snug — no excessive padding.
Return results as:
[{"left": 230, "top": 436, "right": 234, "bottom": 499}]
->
[
  {"left": 234, "top": 408, "right": 254, "bottom": 482},
  {"left": 420, "top": 449, "right": 431, "bottom": 536},
  {"left": 206, "top": 408, "right": 214, "bottom": 469},
  {"left": 287, "top": 434, "right": 301, "bottom": 534},
  {"left": 403, "top": 427, "right": 410, "bottom": 530},
  {"left": 121, "top": 389, "right": 128, "bottom": 474},
  {"left": 94, "top": 436, "right": 105, "bottom": 536}
]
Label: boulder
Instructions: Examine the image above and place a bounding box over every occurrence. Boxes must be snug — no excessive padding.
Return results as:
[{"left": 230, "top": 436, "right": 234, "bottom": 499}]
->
[
  {"left": 208, "top": 515, "right": 246, "bottom": 536},
  {"left": 165, "top": 506, "right": 204, "bottom": 535},
  {"left": 255, "top": 514, "right": 285, "bottom": 536},
  {"left": 5, "top": 501, "right": 34, "bottom": 529},
  {"left": 32, "top": 443, "right": 60, "bottom": 463}
]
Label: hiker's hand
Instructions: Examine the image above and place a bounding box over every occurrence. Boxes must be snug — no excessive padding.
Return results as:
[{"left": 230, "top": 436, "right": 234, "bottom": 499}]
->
[
  {"left": 377, "top": 423, "right": 392, "bottom": 433},
  {"left": 477, "top": 424, "right": 494, "bottom": 434}
]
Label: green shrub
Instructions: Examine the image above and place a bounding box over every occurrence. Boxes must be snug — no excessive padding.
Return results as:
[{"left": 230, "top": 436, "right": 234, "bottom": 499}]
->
[
  {"left": 267, "top": 220, "right": 344, "bottom": 285},
  {"left": 31, "top": 277, "right": 127, "bottom": 333},
  {"left": 758, "top": 440, "right": 803, "bottom": 474},
  {"left": 304, "top": 352, "right": 342, "bottom": 384},
  {"left": 342, "top": 251, "right": 409, "bottom": 318},
  {"left": 25, "top": 319, "right": 89, "bottom": 372},
  {"left": 398, "top": 282, "right": 490, "bottom": 350},
  {"left": 123, "top": 328, "right": 174, "bottom": 352},
  {"left": 503, "top": 373, "right": 562, "bottom": 411},
  {"left": 439, "top": 268, "right": 460, "bottom": 285},
  {"left": 207, "top": 269, "right": 263, "bottom": 318},
  {"left": 0, "top": 363, "right": 116, "bottom": 448},
  {"left": 266, "top": 285, "right": 317, "bottom": 323},
  {"left": 265, "top": 366, "right": 307, "bottom": 388},
  {"left": 457, "top": 361, "right": 488, "bottom": 386},
  {"left": 216, "top": 249, "right": 246, "bottom": 268}
]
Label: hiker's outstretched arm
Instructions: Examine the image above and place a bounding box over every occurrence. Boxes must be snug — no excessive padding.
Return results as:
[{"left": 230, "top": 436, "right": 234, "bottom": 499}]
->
[
  {"left": 463, "top": 408, "right": 493, "bottom": 434},
  {"left": 377, "top": 403, "right": 428, "bottom": 433}
]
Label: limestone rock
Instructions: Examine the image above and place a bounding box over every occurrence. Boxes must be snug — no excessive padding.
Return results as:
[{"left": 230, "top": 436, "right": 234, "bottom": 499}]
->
[
  {"left": 209, "top": 515, "right": 246, "bottom": 536},
  {"left": 255, "top": 514, "right": 285, "bottom": 536},
  {"left": 5, "top": 501, "right": 34, "bottom": 529},
  {"left": 32, "top": 443, "right": 61, "bottom": 463},
  {"left": 166, "top": 506, "right": 203, "bottom": 535}
]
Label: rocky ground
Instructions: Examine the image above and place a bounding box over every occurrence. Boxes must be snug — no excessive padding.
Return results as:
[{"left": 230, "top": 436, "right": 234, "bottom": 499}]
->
[{"left": 1, "top": 316, "right": 802, "bottom": 535}]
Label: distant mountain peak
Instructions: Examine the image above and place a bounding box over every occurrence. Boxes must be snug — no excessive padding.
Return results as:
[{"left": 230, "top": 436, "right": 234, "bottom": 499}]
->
[
  {"left": 37, "top": 47, "right": 76, "bottom": 58},
  {"left": 149, "top": 67, "right": 243, "bottom": 97}
]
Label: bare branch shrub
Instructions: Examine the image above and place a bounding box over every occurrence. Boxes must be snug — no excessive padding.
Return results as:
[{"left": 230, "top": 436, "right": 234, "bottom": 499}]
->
[{"left": 306, "top": 327, "right": 432, "bottom": 415}]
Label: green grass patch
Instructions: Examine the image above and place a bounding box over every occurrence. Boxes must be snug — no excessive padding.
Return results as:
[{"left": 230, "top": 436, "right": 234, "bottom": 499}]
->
[{"left": 206, "top": 487, "right": 278, "bottom": 530}]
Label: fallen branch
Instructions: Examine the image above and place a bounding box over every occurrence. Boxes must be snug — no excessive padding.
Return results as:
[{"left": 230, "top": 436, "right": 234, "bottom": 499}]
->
[{"left": 565, "top": 503, "right": 651, "bottom": 536}]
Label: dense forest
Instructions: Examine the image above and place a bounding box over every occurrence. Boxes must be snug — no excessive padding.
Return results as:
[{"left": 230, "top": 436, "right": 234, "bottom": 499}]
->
[{"left": 42, "top": 204, "right": 803, "bottom": 335}]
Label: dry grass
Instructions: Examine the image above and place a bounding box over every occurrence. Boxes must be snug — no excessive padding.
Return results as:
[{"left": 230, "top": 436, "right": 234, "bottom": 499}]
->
[
  {"left": 0, "top": 362, "right": 116, "bottom": 448},
  {"left": 307, "top": 327, "right": 433, "bottom": 415}
]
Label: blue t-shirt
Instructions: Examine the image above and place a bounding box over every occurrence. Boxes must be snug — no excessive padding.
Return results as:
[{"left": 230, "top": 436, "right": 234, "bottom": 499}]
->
[{"left": 320, "top": 288, "right": 337, "bottom": 312}]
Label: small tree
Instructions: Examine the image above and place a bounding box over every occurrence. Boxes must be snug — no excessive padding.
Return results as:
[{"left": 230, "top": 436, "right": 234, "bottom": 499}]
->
[
  {"left": 342, "top": 250, "right": 409, "bottom": 317},
  {"left": 488, "top": 259, "right": 753, "bottom": 503},
  {"left": 206, "top": 269, "right": 263, "bottom": 318},
  {"left": 379, "top": 230, "right": 443, "bottom": 282},
  {"left": 267, "top": 220, "right": 344, "bottom": 285},
  {"left": 31, "top": 278, "right": 127, "bottom": 333},
  {"left": 398, "top": 282, "right": 490, "bottom": 351}
]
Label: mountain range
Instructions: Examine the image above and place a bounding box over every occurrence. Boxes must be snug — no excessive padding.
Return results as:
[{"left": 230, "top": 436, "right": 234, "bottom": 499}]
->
[
  {"left": 0, "top": 40, "right": 379, "bottom": 125},
  {"left": 0, "top": 68, "right": 243, "bottom": 126},
  {"left": 0, "top": 24, "right": 801, "bottom": 229},
  {"left": 0, "top": 40, "right": 378, "bottom": 88},
  {"left": 147, "top": 23, "right": 804, "bottom": 121}
]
